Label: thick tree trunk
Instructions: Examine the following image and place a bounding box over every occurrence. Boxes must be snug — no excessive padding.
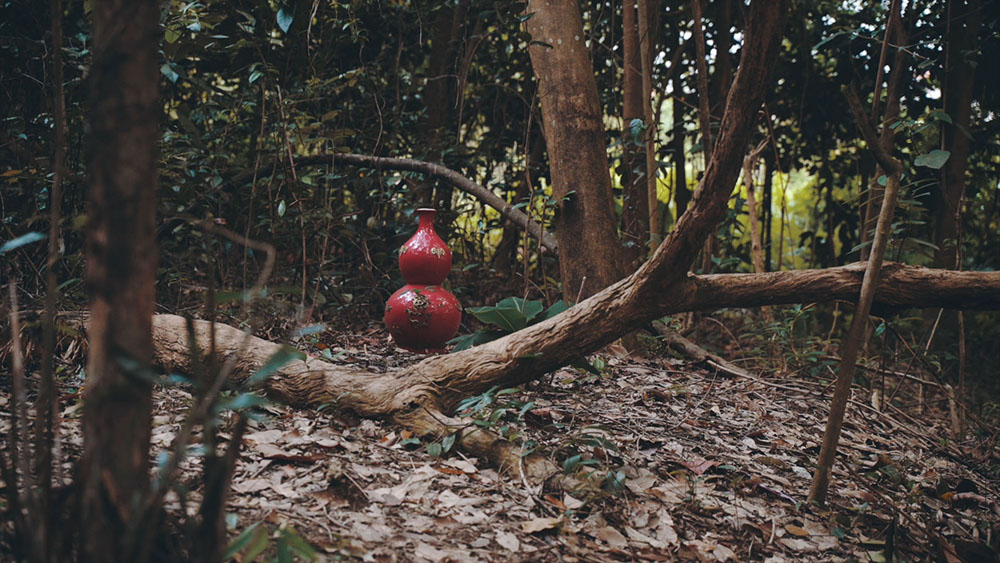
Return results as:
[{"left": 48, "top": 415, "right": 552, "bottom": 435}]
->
[
  {"left": 621, "top": 0, "right": 648, "bottom": 268},
  {"left": 525, "top": 0, "right": 624, "bottom": 301},
  {"left": 81, "top": 0, "right": 160, "bottom": 560}
]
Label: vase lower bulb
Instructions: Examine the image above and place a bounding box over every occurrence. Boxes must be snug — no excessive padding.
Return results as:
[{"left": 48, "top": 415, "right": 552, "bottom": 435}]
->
[{"left": 384, "top": 284, "right": 461, "bottom": 354}]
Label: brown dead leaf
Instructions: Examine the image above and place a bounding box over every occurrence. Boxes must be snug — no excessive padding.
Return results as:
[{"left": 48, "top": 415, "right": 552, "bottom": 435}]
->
[
  {"left": 544, "top": 494, "right": 566, "bottom": 510},
  {"left": 495, "top": 530, "right": 520, "bottom": 552},
  {"left": 785, "top": 524, "right": 810, "bottom": 537},
  {"left": 522, "top": 517, "right": 562, "bottom": 534},
  {"left": 595, "top": 526, "right": 628, "bottom": 549},
  {"left": 681, "top": 457, "right": 719, "bottom": 475}
]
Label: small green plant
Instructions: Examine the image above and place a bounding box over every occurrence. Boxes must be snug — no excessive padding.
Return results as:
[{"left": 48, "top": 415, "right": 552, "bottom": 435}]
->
[
  {"left": 448, "top": 297, "right": 568, "bottom": 350},
  {"left": 557, "top": 428, "right": 627, "bottom": 504},
  {"left": 455, "top": 386, "right": 536, "bottom": 447},
  {"left": 225, "top": 521, "right": 319, "bottom": 562}
]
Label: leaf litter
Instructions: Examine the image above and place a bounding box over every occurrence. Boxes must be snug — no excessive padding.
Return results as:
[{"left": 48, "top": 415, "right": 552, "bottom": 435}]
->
[{"left": 4, "top": 327, "right": 1000, "bottom": 561}]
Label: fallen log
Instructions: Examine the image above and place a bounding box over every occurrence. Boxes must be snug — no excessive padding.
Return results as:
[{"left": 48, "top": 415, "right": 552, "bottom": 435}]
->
[{"left": 151, "top": 263, "right": 1000, "bottom": 479}]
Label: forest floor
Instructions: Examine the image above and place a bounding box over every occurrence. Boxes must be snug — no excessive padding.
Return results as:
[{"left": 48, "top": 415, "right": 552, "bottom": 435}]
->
[{"left": 7, "top": 319, "right": 1000, "bottom": 562}]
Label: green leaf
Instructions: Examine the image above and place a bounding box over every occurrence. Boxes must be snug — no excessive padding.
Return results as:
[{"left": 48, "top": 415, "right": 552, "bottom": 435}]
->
[
  {"left": 629, "top": 118, "right": 645, "bottom": 143},
  {"left": 277, "top": 6, "right": 294, "bottom": 33},
  {"left": 160, "top": 63, "right": 179, "bottom": 83},
  {"left": 537, "top": 300, "right": 568, "bottom": 322},
  {"left": 442, "top": 432, "right": 457, "bottom": 453},
  {"left": 467, "top": 305, "right": 529, "bottom": 332},
  {"left": 247, "top": 345, "right": 305, "bottom": 386},
  {"left": 277, "top": 199, "right": 287, "bottom": 217},
  {"left": 914, "top": 149, "right": 951, "bottom": 169},
  {"left": 0, "top": 232, "right": 46, "bottom": 255},
  {"left": 930, "top": 110, "right": 953, "bottom": 124},
  {"left": 215, "top": 393, "right": 269, "bottom": 413},
  {"left": 281, "top": 527, "right": 318, "bottom": 560},
  {"left": 426, "top": 442, "right": 443, "bottom": 457},
  {"left": 495, "top": 297, "right": 544, "bottom": 321},
  {"left": 224, "top": 523, "right": 263, "bottom": 560},
  {"left": 447, "top": 330, "right": 504, "bottom": 352}
]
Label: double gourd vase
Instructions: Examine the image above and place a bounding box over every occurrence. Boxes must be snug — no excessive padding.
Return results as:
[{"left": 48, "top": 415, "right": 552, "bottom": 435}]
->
[{"left": 384, "top": 208, "right": 461, "bottom": 353}]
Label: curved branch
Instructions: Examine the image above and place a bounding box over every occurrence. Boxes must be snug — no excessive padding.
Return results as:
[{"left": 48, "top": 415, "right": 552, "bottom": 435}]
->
[{"left": 228, "top": 153, "right": 559, "bottom": 254}]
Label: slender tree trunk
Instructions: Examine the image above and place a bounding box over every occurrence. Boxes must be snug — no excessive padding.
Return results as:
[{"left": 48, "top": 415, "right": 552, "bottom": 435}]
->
[
  {"left": 81, "top": 0, "right": 160, "bottom": 560},
  {"left": 36, "top": 0, "right": 67, "bottom": 556},
  {"left": 672, "top": 84, "right": 691, "bottom": 218},
  {"left": 762, "top": 152, "right": 773, "bottom": 270},
  {"left": 622, "top": 0, "right": 648, "bottom": 268},
  {"left": 933, "top": 0, "right": 980, "bottom": 270},
  {"left": 744, "top": 141, "right": 767, "bottom": 275},
  {"left": 526, "top": 0, "right": 624, "bottom": 301},
  {"left": 419, "top": 1, "right": 467, "bottom": 207},
  {"left": 691, "top": 0, "right": 717, "bottom": 274},
  {"left": 810, "top": 85, "right": 904, "bottom": 504},
  {"left": 638, "top": 0, "right": 659, "bottom": 250},
  {"left": 860, "top": 0, "right": 905, "bottom": 261}
]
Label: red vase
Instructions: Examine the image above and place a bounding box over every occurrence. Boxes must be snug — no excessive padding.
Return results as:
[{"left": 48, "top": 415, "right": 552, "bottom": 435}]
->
[
  {"left": 399, "top": 208, "right": 452, "bottom": 285},
  {"left": 385, "top": 208, "right": 461, "bottom": 353},
  {"left": 384, "top": 284, "right": 461, "bottom": 353}
]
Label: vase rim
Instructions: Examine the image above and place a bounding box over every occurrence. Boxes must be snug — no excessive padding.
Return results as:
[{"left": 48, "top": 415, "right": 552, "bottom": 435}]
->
[{"left": 415, "top": 207, "right": 437, "bottom": 213}]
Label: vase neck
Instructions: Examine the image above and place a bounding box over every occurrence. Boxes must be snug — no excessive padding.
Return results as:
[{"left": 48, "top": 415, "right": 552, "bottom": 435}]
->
[{"left": 416, "top": 208, "right": 436, "bottom": 230}]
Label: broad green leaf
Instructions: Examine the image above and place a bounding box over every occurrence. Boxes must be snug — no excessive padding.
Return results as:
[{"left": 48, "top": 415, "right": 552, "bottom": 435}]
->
[
  {"left": 277, "top": 199, "right": 287, "bottom": 216},
  {"left": 536, "top": 300, "right": 569, "bottom": 322},
  {"left": 495, "top": 297, "right": 544, "bottom": 321},
  {"left": 277, "top": 6, "right": 294, "bottom": 33},
  {"left": 0, "top": 231, "right": 46, "bottom": 255},
  {"left": 467, "top": 305, "right": 529, "bottom": 332},
  {"left": 914, "top": 149, "right": 951, "bottom": 169}
]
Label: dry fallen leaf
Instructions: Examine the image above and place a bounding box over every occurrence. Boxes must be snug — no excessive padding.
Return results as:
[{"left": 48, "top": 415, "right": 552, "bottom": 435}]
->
[
  {"left": 522, "top": 517, "right": 562, "bottom": 534},
  {"left": 785, "top": 524, "right": 810, "bottom": 537},
  {"left": 495, "top": 530, "right": 520, "bottom": 552},
  {"left": 595, "top": 526, "right": 628, "bottom": 549}
]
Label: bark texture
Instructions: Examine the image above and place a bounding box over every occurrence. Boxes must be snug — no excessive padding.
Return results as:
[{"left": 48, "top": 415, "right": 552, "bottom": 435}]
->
[
  {"left": 526, "top": 0, "right": 624, "bottom": 300},
  {"left": 81, "top": 0, "right": 160, "bottom": 560},
  {"left": 622, "top": 0, "right": 648, "bottom": 267}
]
